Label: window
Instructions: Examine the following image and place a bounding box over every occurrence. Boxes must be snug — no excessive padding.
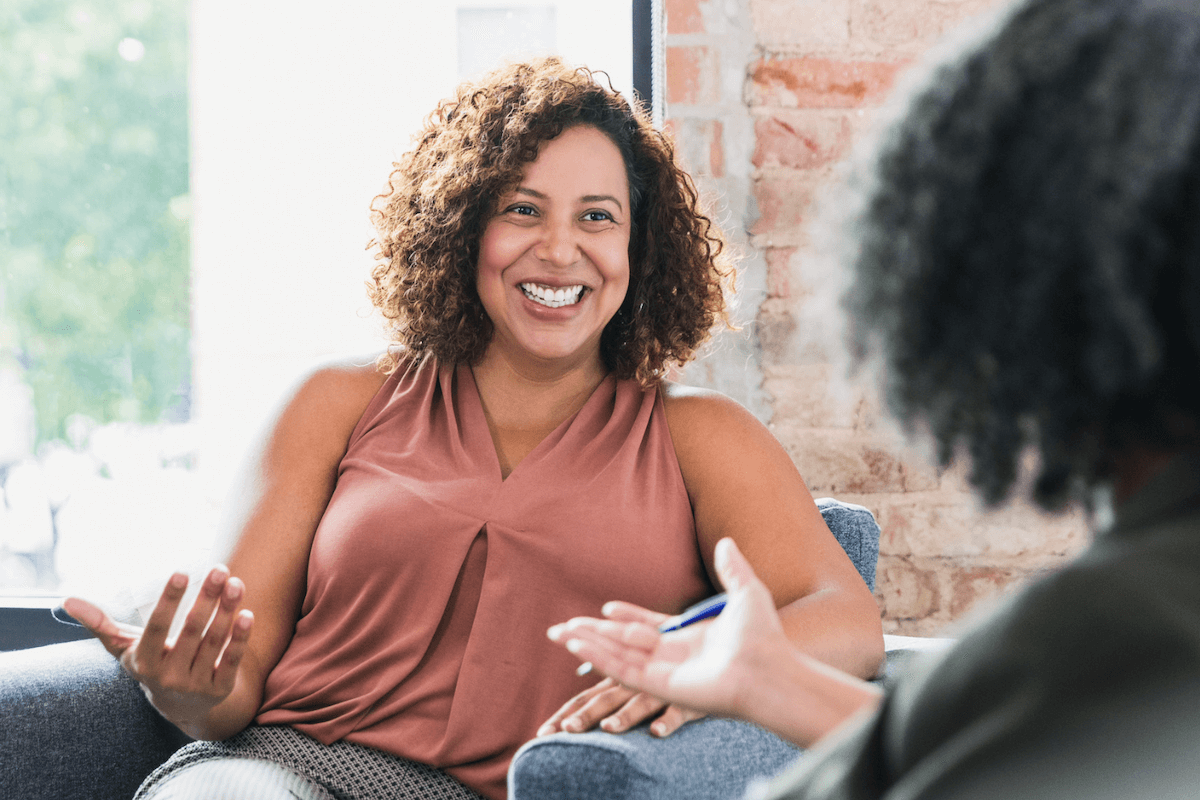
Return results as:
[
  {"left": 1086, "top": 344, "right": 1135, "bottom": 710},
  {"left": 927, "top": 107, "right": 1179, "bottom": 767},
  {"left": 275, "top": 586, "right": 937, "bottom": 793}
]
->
[
  {"left": 1, "top": 0, "right": 192, "bottom": 608},
  {"left": 1, "top": 0, "right": 647, "bottom": 645}
]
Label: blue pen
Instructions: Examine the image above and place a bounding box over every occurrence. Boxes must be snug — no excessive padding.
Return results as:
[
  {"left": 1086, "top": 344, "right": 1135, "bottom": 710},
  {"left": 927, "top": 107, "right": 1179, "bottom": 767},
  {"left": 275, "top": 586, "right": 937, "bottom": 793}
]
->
[
  {"left": 575, "top": 593, "right": 728, "bottom": 676},
  {"left": 657, "top": 593, "right": 728, "bottom": 632}
]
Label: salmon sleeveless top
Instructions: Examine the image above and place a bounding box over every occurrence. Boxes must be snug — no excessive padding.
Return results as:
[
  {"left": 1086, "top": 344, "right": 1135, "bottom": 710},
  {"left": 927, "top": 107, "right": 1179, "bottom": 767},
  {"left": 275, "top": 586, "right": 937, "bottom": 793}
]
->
[{"left": 255, "top": 358, "right": 711, "bottom": 799}]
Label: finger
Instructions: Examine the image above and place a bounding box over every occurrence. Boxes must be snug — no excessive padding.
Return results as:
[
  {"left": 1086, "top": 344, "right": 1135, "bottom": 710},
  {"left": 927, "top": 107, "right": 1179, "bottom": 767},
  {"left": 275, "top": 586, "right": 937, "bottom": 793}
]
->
[
  {"left": 648, "top": 705, "right": 706, "bottom": 737},
  {"left": 598, "top": 691, "right": 669, "bottom": 733},
  {"left": 172, "top": 566, "right": 231, "bottom": 667},
  {"left": 555, "top": 618, "right": 661, "bottom": 651},
  {"left": 561, "top": 631, "right": 655, "bottom": 687},
  {"left": 714, "top": 537, "right": 760, "bottom": 593},
  {"left": 714, "top": 538, "right": 782, "bottom": 622},
  {"left": 61, "top": 597, "right": 138, "bottom": 658},
  {"left": 600, "top": 601, "right": 669, "bottom": 626},
  {"left": 139, "top": 571, "right": 190, "bottom": 657},
  {"left": 536, "top": 678, "right": 620, "bottom": 736},
  {"left": 192, "top": 575, "right": 245, "bottom": 678},
  {"left": 560, "top": 683, "right": 639, "bottom": 734},
  {"left": 212, "top": 609, "right": 254, "bottom": 696}
]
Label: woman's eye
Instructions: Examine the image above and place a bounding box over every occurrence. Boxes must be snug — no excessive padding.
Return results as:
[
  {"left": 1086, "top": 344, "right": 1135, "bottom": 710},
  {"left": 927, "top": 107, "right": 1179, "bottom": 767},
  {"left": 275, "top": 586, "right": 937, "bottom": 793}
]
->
[
  {"left": 583, "top": 210, "right": 613, "bottom": 222},
  {"left": 507, "top": 204, "right": 537, "bottom": 216}
]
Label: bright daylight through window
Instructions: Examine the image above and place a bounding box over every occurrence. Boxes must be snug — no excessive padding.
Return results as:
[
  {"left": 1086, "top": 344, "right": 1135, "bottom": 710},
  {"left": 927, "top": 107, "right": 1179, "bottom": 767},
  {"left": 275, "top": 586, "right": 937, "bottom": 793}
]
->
[
  {"left": 1, "top": 0, "right": 191, "bottom": 601},
  {"left": 1, "top": 1, "right": 636, "bottom": 621}
]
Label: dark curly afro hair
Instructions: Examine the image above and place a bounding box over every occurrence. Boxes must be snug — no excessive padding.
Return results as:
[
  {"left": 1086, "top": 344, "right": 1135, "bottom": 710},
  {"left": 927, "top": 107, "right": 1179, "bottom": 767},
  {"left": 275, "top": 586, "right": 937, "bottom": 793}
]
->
[
  {"left": 845, "top": 0, "right": 1200, "bottom": 509},
  {"left": 367, "top": 56, "right": 733, "bottom": 387}
]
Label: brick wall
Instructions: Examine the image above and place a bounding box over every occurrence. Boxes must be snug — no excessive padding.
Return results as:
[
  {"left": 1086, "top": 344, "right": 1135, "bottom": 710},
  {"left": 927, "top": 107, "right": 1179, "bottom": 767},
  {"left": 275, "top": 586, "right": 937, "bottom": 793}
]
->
[{"left": 663, "top": 0, "right": 1090, "bottom": 636}]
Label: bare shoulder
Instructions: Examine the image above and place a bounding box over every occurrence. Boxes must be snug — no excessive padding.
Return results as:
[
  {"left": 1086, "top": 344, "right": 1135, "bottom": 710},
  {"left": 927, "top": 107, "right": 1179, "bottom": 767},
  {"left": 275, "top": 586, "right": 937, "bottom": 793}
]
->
[
  {"left": 265, "top": 356, "right": 390, "bottom": 462},
  {"left": 660, "top": 380, "right": 778, "bottom": 458},
  {"left": 294, "top": 357, "right": 389, "bottom": 415}
]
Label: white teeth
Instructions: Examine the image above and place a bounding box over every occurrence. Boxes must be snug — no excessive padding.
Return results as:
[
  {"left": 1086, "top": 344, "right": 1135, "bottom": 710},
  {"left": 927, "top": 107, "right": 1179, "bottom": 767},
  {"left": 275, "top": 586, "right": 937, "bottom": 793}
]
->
[{"left": 520, "top": 283, "right": 585, "bottom": 308}]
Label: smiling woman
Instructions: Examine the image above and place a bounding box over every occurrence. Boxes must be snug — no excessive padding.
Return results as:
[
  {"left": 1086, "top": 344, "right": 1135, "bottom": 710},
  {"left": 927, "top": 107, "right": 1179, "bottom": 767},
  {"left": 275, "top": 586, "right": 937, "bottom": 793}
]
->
[{"left": 54, "top": 56, "right": 882, "bottom": 800}]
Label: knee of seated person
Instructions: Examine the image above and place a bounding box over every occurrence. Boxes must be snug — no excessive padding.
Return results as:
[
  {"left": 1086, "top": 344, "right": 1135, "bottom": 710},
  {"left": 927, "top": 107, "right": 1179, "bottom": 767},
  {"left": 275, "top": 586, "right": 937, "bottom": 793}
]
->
[{"left": 508, "top": 733, "right": 649, "bottom": 799}]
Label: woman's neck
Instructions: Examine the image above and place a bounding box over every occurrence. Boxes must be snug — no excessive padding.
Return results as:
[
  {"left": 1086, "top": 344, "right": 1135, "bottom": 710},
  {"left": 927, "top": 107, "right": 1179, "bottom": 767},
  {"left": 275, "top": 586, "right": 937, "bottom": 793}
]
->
[
  {"left": 472, "top": 345, "right": 606, "bottom": 412},
  {"left": 470, "top": 347, "right": 608, "bottom": 477}
]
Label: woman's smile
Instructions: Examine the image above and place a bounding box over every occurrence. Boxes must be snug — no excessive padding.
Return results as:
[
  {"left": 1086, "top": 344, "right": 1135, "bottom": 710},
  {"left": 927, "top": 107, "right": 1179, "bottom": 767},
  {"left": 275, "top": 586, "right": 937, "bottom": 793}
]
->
[{"left": 520, "top": 282, "right": 587, "bottom": 309}]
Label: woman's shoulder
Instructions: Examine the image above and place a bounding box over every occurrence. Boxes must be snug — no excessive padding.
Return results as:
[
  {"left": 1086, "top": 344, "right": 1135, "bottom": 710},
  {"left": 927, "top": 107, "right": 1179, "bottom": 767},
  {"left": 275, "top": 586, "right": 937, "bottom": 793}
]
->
[
  {"left": 294, "top": 356, "right": 390, "bottom": 410},
  {"left": 271, "top": 355, "right": 391, "bottom": 451},
  {"left": 659, "top": 380, "right": 782, "bottom": 467},
  {"left": 660, "top": 380, "right": 765, "bottom": 435}
]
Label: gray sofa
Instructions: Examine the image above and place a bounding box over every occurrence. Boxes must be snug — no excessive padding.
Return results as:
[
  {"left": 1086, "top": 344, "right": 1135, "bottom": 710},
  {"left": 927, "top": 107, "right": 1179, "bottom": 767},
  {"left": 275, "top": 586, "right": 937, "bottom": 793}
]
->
[{"left": 0, "top": 498, "right": 932, "bottom": 800}]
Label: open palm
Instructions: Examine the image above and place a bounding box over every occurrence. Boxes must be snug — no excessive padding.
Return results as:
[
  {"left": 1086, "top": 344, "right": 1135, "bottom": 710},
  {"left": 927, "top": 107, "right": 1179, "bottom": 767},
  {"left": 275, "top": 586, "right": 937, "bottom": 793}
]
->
[{"left": 550, "top": 538, "right": 790, "bottom": 720}]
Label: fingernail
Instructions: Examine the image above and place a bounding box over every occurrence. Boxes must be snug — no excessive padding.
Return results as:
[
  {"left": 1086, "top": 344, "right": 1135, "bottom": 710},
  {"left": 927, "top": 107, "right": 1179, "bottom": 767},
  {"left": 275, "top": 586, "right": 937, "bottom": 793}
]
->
[
  {"left": 170, "top": 573, "right": 187, "bottom": 589},
  {"left": 565, "top": 639, "right": 582, "bottom": 654},
  {"left": 562, "top": 719, "right": 582, "bottom": 733},
  {"left": 536, "top": 725, "right": 553, "bottom": 737},
  {"left": 601, "top": 602, "right": 617, "bottom": 616},
  {"left": 547, "top": 624, "right": 563, "bottom": 640},
  {"left": 652, "top": 723, "right": 666, "bottom": 737},
  {"left": 601, "top": 718, "right": 620, "bottom": 732}
]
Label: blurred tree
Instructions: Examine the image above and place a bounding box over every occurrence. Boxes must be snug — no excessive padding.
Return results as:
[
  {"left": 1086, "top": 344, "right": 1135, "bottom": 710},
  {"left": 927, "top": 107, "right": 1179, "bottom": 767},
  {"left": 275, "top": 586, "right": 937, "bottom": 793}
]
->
[{"left": 0, "top": 0, "right": 190, "bottom": 445}]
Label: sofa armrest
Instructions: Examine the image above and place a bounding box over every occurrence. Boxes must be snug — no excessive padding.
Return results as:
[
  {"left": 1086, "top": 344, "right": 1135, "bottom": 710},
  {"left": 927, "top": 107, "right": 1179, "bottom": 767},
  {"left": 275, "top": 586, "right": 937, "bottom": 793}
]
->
[{"left": 0, "top": 639, "right": 191, "bottom": 800}]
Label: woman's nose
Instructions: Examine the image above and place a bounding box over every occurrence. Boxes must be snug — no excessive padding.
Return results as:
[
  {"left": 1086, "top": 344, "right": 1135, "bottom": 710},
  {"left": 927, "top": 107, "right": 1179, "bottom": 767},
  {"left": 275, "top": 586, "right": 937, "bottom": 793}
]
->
[{"left": 536, "top": 220, "right": 579, "bottom": 266}]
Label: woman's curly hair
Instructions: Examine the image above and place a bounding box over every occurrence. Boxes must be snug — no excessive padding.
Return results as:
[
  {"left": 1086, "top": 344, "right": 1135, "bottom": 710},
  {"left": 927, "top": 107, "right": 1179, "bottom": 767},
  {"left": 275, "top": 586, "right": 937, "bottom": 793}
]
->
[
  {"left": 367, "top": 56, "right": 733, "bottom": 386},
  {"left": 844, "top": 0, "right": 1200, "bottom": 509}
]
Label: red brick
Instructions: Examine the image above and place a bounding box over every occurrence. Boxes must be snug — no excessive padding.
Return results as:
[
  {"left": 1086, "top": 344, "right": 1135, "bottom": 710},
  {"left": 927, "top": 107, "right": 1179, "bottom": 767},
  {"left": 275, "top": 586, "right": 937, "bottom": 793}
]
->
[
  {"left": 751, "top": 0, "right": 852, "bottom": 54},
  {"left": 662, "top": 118, "right": 679, "bottom": 145},
  {"left": 666, "top": 118, "right": 723, "bottom": 179},
  {"left": 948, "top": 566, "right": 1025, "bottom": 619},
  {"left": 852, "top": 0, "right": 944, "bottom": 50},
  {"left": 851, "top": 0, "right": 1008, "bottom": 54},
  {"left": 777, "top": 429, "right": 906, "bottom": 494},
  {"left": 751, "top": 173, "right": 820, "bottom": 235},
  {"left": 749, "top": 57, "right": 906, "bottom": 109},
  {"left": 757, "top": 299, "right": 797, "bottom": 365},
  {"left": 666, "top": 46, "right": 719, "bottom": 105},
  {"left": 764, "top": 246, "right": 795, "bottom": 298},
  {"left": 875, "top": 555, "right": 941, "bottom": 620},
  {"left": 709, "top": 119, "right": 725, "bottom": 177},
  {"left": 666, "top": 0, "right": 705, "bottom": 34},
  {"left": 752, "top": 112, "right": 853, "bottom": 170},
  {"left": 763, "top": 364, "right": 866, "bottom": 429}
]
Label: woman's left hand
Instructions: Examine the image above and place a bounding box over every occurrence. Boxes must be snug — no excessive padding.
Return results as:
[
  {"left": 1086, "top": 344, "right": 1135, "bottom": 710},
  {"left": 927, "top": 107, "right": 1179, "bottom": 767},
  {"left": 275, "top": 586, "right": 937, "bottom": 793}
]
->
[
  {"left": 537, "top": 601, "right": 705, "bottom": 738},
  {"left": 536, "top": 676, "right": 706, "bottom": 738}
]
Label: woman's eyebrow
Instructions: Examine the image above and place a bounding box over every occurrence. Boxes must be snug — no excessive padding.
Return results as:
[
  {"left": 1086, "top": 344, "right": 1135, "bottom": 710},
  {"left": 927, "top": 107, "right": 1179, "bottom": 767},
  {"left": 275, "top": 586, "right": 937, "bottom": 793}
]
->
[{"left": 581, "top": 194, "right": 624, "bottom": 211}]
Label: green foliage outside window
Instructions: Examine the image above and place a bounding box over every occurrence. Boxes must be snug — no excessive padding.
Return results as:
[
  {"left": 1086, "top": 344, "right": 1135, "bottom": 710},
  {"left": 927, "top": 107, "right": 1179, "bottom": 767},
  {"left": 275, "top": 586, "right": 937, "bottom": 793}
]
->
[{"left": 1, "top": 0, "right": 190, "bottom": 446}]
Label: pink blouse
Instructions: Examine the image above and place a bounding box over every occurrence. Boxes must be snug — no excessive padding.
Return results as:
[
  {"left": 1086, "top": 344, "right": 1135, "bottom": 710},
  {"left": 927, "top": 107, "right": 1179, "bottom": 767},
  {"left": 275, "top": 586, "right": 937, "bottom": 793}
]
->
[{"left": 256, "top": 358, "right": 711, "bottom": 799}]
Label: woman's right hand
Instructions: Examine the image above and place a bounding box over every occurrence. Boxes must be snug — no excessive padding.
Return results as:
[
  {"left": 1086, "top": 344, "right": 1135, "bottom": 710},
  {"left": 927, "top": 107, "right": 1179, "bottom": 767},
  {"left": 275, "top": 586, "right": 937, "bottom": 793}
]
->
[{"left": 63, "top": 565, "right": 254, "bottom": 736}]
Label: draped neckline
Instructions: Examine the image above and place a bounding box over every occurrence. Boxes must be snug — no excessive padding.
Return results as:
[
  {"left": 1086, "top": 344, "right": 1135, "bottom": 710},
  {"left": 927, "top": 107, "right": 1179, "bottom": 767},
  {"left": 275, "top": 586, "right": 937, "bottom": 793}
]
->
[{"left": 458, "top": 363, "right": 618, "bottom": 485}]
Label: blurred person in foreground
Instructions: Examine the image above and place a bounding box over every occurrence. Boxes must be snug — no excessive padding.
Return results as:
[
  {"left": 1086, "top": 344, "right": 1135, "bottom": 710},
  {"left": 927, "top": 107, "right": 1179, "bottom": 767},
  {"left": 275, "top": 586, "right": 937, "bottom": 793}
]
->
[{"left": 548, "top": 0, "right": 1200, "bottom": 797}]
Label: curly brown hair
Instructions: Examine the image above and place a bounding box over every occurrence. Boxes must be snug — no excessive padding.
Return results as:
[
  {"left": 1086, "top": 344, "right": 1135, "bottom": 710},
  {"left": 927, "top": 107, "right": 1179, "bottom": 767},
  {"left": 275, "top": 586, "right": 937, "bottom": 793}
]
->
[{"left": 367, "top": 56, "right": 733, "bottom": 386}]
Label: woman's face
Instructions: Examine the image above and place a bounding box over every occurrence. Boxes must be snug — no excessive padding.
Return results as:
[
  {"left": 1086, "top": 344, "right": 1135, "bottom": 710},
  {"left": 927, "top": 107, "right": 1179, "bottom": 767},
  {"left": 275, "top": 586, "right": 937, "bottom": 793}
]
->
[{"left": 476, "top": 124, "right": 631, "bottom": 372}]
